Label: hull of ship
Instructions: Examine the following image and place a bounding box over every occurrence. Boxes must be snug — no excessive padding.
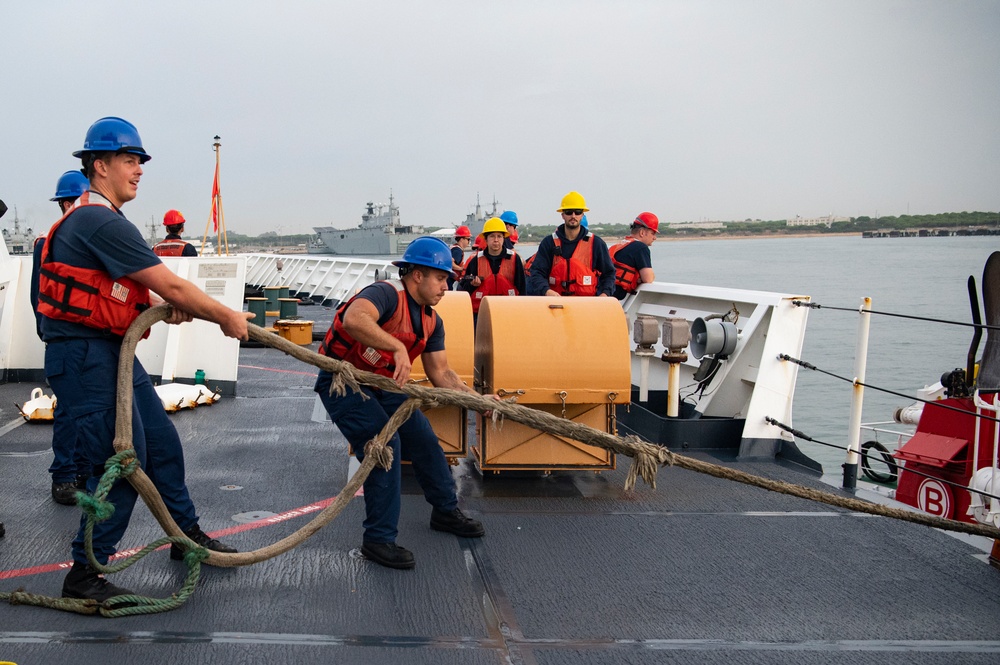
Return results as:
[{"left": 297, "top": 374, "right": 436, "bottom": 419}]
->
[{"left": 311, "top": 228, "right": 423, "bottom": 256}]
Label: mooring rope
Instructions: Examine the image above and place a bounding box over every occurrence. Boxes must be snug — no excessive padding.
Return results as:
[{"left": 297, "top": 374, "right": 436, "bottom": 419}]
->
[
  {"left": 790, "top": 299, "right": 1000, "bottom": 331},
  {"left": 7, "top": 304, "right": 1000, "bottom": 616}
]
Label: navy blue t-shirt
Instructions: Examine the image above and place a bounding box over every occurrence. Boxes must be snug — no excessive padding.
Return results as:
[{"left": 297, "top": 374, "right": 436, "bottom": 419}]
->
[
  {"left": 34, "top": 196, "right": 161, "bottom": 341},
  {"left": 612, "top": 239, "right": 653, "bottom": 300},
  {"left": 448, "top": 245, "right": 465, "bottom": 289},
  {"left": 353, "top": 281, "right": 445, "bottom": 353}
]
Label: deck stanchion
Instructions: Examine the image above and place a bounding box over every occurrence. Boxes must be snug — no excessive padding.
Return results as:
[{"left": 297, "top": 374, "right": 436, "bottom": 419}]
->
[{"left": 844, "top": 296, "right": 872, "bottom": 490}]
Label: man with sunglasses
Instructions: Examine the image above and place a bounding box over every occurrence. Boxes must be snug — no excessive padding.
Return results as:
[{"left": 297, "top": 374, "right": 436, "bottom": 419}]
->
[{"left": 526, "top": 191, "right": 614, "bottom": 297}]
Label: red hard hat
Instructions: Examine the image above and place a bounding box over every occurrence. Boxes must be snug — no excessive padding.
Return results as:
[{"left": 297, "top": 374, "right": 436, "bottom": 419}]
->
[
  {"left": 455, "top": 225, "right": 472, "bottom": 238},
  {"left": 634, "top": 212, "right": 659, "bottom": 233},
  {"left": 473, "top": 235, "right": 486, "bottom": 250},
  {"left": 163, "top": 209, "right": 186, "bottom": 226},
  {"left": 511, "top": 230, "right": 519, "bottom": 243}
]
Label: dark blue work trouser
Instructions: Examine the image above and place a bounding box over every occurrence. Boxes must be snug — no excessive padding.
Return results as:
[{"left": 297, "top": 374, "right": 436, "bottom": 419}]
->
[
  {"left": 315, "top": 370, "right": 457, "bottom": 544},
  {"left": 47, "top": 399, "right": 83, "bottom": 484},
  {"left": 45, "top": 338, "right": 199, "bottom": 565}
]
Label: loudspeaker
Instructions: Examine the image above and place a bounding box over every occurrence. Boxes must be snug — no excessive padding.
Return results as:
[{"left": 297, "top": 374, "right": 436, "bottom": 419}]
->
[{"left": 689, "top": 318, "right": 738, "bottom": 360}]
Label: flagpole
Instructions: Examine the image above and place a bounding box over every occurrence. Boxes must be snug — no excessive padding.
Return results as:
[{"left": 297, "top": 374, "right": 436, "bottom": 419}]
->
[{"left": 202, "top": 136, "right": 219, "bottom": 254}]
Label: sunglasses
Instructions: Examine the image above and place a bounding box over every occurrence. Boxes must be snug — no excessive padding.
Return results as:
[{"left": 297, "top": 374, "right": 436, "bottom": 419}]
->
[{"left": 562, "top": 209, "right": 584, "bottom": 216}]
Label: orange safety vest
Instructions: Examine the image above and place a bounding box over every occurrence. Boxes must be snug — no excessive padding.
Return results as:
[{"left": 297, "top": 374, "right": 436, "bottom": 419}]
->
[
  {"left": 609, "top": 236, "right": 641, "bottom": 294},
  {"left": 37, "top": 192, "right": 152, "bottom": 338},
  {"left": 451, "top": 243, "right": 466, "bottom": 280},
  {"left": 152, "top": 239, "right": 191, "bottom": 257},
  {"left": 548, "top": 231, "right": 598, "bottom": 296},
  {"left": 471, "top": 252, "right": 519, "bottom": 314},
  {"left": 319, "top": 281, "right": 437, "bottom": 378}
]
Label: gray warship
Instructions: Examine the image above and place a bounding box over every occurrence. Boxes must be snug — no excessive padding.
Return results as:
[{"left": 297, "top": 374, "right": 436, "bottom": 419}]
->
[
  {"left": 2, "top": 206, "right": 37, "bottom": 255},
  {"left": 310, "top": 193, "right": 425, "bottom": 256}
]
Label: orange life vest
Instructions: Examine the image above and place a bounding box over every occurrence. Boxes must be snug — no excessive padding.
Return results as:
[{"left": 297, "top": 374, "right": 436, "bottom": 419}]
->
[
  {"left": 451, "top": 244, "right": 466, "bottom": 280},
  {"left": 609, "top": 236, "right": 641, "bottom": 294},
  {"left": 548, "top": 231, "right": 598, "bottom": 296},
  {"left": 153, "top": 239, "right": 191, "bottom": 257},
  {"left": 471, "top": 252, "right": 519, "bottom": 314},
  {"left": 319, "top": 281, "right": 437, "bottom": 378},
  {"left": 37, "top": 192, "right": 152, "bottom": 338}
]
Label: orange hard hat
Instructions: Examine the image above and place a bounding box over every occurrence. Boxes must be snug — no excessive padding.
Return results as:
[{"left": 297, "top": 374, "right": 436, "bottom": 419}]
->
[
  {"left": 455, "top": 225, "right": 472, "bottom": 238},
  {"left": 163, "top": 209, "right": 186, "bottom": 226}
]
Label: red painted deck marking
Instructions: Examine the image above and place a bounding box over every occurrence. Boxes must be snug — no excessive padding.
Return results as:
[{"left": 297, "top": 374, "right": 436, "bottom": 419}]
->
[{"left": 0, "top": 496, "right": 337, "bottom": 581}]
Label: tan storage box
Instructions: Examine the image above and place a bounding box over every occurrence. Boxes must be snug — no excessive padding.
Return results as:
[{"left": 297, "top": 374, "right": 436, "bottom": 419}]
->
[
  {"left": 473, "top": 296, "right": 630, "bottom": 472},
  {"left": 274, "top": 319, "right": 314, "bottom": 345},
  {"left": 410, "top": 291, "right": 474, "bottom": 458}
]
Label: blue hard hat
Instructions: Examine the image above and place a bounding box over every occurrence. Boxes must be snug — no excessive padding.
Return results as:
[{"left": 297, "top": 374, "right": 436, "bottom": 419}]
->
[
  {"left": 73, "top": 116, "right": 152, "bottom": 163},
  {"left": 50, "top": 170, "right": 89, "bottom": 201},
  {"left": 500, "top": 210, "right": 519, "bottom": 226},
  {"left": 393, "top": 236, "right": 455, "bottom": 274},
  {"left": 581, "top": 214, "right": 589, "bottom": 227}
]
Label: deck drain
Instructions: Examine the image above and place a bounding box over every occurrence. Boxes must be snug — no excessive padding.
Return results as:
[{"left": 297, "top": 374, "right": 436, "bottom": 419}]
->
[
  {"left": 233, "top": 510, "right": 278, "bottom": 523},
  {"left": 220, "top": 484, "right": 243, "bottom": 491}
]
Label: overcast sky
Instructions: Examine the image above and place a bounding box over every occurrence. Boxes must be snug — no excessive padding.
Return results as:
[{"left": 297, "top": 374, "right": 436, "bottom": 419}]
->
[{"left": 2, "top": 1, "right": 998, "bottom": 238}]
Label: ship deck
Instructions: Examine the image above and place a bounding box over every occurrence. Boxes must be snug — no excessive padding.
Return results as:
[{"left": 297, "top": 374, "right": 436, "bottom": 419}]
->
[{"left": 1, "top": 305, "right": 999, "bottom": 664}]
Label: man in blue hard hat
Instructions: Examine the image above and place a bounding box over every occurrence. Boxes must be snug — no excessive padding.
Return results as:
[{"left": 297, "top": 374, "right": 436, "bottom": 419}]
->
[
  {"left": 315, "top": 236, "right": 493, "bottom": 569},
  {"left": 35, "top": 171, "right": 90, "bottom": 505},
  {"left": 34, "top": 117, "right": 253, "bottom": 606},
  {"left": 500, "top": 210, "right": 519, "bottom": 251}
]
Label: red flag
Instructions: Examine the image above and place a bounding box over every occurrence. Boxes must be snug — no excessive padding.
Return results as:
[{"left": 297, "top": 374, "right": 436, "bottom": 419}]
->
[{"left": 210, "top": 161, "right": 220, "bottom": 233}]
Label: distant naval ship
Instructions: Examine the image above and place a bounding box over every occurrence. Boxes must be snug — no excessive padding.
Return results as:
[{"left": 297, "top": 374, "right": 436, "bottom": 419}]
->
[
  {"left": 310, "top": 193, "right": 425, "bottom": 256},
  {"left": 2, "top": 207, "right": 36, "bottom": 256}
]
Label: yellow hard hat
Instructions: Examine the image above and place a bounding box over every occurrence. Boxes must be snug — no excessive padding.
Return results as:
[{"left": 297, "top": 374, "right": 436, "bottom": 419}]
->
[
  {"left": 481, "top": 217, "right": 510, "bottom": 237},
  {"left": 556, "top": 191, "right": 589, "bottom": 212}
]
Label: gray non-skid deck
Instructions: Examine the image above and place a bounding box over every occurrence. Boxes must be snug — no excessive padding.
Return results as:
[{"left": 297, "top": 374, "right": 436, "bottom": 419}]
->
[{"left": 1, "top": 305, "right": 998, "bottom": 664}]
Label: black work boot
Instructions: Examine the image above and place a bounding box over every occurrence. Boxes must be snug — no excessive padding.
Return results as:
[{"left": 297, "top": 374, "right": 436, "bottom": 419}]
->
[
  {"left": 430, "top": 507, "right": 485, "bottom": 538},
  {"left": 51, "top": 481, "right": 79, "bottom": 506},
  {"left": 62, "top": 562, "right": 135, "bottom": 607},
  {"left": 170, "top": 525, "right": 238, "bottom": 560},
  {"left": 361, "top": 541, "right": 415, "bottom": 569}
]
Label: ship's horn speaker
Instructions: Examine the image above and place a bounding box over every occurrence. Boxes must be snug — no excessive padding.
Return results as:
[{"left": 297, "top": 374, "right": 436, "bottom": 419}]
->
[{"left": 690, "top": 318, "right": 738, "bottom": 360}]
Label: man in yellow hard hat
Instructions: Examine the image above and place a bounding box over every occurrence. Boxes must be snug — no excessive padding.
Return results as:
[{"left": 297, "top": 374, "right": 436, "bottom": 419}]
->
[
  {"left": 461, "top": 217, "right": 526, "bottom": 327},
  {"left": 526, "top": 191, "right": 615, "bottom": 297}
]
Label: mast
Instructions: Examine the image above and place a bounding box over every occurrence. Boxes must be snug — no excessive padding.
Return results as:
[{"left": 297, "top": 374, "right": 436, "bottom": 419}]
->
[
  {"left": 202, "top": 135, "right": 229, "bottom": 256},
  {"left": 147, "top": 215, "right": 159, "bottom": 247}
]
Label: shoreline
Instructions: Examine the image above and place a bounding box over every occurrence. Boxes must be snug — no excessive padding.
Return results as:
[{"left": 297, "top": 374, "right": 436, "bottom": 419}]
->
[{"left": 509, "top": 231, "right": 859, "bottom": 249}]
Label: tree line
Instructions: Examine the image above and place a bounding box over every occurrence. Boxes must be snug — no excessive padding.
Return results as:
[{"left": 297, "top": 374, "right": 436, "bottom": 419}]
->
[{"left": 196, "top": 210, "right": 999, "bottom": 247}]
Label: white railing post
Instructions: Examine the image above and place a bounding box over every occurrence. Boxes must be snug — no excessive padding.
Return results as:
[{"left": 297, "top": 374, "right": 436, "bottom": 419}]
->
[{"left": 844, "top": 296, "right": 872, "bottom": 489}]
